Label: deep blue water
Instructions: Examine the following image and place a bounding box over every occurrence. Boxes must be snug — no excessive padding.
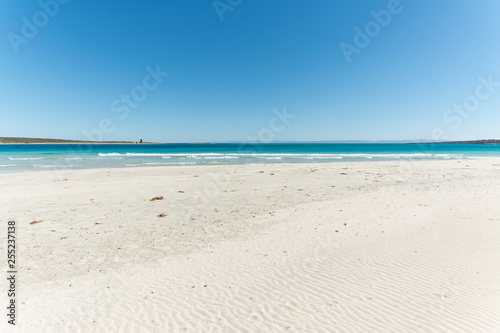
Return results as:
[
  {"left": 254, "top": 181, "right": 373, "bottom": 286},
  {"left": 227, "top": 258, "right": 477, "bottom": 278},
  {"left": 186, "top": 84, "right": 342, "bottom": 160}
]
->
[{"left": 1, "top": 143, "right": 500, "bottom": 172}]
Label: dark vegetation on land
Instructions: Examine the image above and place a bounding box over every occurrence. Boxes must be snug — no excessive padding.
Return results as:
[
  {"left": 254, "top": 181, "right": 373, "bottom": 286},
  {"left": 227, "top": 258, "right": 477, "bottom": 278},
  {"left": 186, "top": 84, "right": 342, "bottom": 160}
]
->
[
  {"left": 430, "top": 139, "right": 500, "bottom": 145},
  {"left": 0, "top": 137, "right": 146, "bottom": 144}
]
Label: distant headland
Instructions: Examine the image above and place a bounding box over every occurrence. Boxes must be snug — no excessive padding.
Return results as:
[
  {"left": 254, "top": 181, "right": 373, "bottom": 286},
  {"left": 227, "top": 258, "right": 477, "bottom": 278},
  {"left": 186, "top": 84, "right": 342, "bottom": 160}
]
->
[
  {"left": 2, "top": 137, "right": 499, "bottom": 145},
  {"left": 426, "top": 139, "right": 500, "bottom": 145},
  {"left": 0, "top": 137, "right": 155, "bottom": 144}
]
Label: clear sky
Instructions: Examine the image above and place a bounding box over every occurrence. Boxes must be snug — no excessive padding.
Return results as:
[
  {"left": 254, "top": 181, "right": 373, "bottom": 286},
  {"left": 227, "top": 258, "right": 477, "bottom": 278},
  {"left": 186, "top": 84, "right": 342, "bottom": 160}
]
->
[{"left": 1, "top": 0, "right": 499, "bottom": 142}]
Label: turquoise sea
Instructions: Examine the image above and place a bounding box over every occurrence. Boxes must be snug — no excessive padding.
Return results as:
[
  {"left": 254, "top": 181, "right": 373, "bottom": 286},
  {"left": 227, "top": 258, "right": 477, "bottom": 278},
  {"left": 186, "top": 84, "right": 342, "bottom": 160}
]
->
[{"left": 1, "top": 143, "right": 500, "bottom": 172}]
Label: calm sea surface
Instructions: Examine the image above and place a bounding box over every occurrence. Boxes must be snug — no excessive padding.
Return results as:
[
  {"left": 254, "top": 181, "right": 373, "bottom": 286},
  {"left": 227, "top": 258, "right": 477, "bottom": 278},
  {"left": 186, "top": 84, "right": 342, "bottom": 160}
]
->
[{"left": 1, "top": 143, "right": 500, "bottom": 172}]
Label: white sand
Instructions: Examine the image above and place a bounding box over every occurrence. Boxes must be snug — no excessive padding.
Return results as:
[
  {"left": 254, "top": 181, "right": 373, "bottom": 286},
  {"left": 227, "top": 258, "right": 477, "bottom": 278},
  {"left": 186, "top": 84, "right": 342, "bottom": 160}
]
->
[{"left": 1, "top": 160, "right": 500, "bottom": 332}]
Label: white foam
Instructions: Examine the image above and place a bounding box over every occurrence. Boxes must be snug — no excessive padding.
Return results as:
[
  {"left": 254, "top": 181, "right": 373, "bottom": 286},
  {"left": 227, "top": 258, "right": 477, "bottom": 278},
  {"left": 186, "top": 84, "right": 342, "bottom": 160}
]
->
[
  {"left": 8, "top": 157, "right": 43, "bottom": 161},
  {"left": 202, "top": 156, "right": 240, "bottom": 159},
  {"left": 467, "top": 156, "right": 500, "bottom": 160},
  {"left": 94, "top": 152, "right": 473, "bottom": 162},
  {"left": 98, "top": 153, "right": 123, "bottom": 157}
]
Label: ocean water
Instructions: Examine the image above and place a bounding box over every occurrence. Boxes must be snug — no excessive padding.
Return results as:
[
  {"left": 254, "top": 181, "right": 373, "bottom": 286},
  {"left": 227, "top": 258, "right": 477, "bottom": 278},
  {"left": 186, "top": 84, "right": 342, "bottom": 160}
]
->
[{"left": 1, "top": 143, "right": 500, "bottom": 172}]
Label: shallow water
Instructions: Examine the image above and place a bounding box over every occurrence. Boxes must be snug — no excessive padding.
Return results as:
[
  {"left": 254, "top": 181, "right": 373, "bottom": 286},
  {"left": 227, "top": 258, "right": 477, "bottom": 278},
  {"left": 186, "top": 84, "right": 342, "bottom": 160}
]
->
[{"left": 1, "top": 143, "right": 499, "bottom": 171}]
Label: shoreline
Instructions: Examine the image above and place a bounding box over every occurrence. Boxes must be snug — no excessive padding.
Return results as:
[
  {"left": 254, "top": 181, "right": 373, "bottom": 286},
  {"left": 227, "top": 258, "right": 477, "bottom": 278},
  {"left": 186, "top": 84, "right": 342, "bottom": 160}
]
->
[
  {"left": 0, "top": 158, "right": 491, "bottom": 175},
  {"left": 1, "top": 157, "right": 500, "bottom": 175}
]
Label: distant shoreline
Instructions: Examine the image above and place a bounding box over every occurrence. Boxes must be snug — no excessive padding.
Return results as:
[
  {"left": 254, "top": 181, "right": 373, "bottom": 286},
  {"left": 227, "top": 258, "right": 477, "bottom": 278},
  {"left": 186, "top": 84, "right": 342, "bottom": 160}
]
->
[
  {"left": 0, "top": 142, "right": 158, "bottom": 145},
  {"left": 411, "top": 140, "right": 500, "bottom": 145},
  {"left": 0, "top": 137, "right": 157, "bottom": 144},
  {"left": 1, "top": 137, "right": 499, "bottom": 145}
]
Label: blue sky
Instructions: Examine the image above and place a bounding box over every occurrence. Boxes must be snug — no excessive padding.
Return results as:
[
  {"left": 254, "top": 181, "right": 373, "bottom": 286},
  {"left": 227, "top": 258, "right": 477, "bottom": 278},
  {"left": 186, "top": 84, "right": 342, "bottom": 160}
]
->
[{"left": 1, "top": 0, "right": 499, "bottom": 142}]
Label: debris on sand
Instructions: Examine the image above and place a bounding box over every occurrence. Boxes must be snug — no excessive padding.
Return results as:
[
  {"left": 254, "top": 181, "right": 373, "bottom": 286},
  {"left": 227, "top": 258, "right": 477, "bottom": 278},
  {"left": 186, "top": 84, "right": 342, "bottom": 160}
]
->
[
  {"left": 30, "top": 220, "right": 43, "bottom": 225},
  {"left": 150, "top": 196, "right": 164, "bottom": 201},
  {"left": 158, "top": 214, "right": 167, "bottom": 217}
]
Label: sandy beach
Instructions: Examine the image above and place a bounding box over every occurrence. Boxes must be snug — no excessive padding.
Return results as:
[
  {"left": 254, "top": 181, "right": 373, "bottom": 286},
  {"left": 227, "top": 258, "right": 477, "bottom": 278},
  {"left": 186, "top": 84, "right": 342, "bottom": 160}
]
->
[{"left": 1, "top": 160, "right": 500, "bottom": 332}]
